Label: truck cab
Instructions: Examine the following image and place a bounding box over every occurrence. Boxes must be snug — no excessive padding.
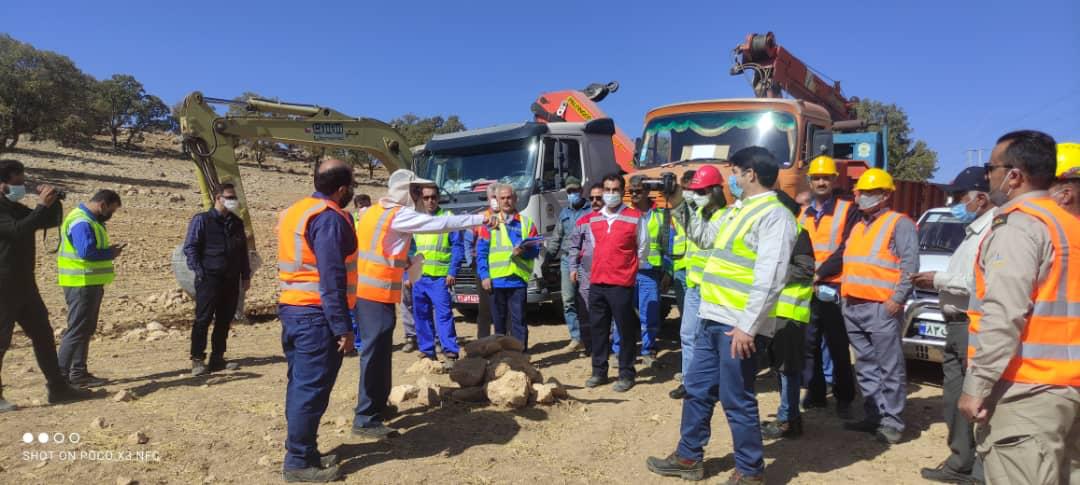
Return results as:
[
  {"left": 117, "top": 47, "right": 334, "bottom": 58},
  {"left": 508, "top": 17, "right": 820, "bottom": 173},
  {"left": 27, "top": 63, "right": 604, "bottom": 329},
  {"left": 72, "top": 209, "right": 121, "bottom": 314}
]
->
[{"left": 417, "top": 119, "right": 622, "bottom": 313}]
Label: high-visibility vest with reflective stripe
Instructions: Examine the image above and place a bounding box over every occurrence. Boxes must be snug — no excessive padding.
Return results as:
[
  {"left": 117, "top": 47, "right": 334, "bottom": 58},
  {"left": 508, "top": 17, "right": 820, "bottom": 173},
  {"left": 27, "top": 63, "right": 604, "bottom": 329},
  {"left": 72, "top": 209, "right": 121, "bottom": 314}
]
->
[
  {"left": 414, "top": 208, "right": 453, "bottom": 277},
  {"left": 57, "top": 209, "right": 115, "bottom": 287},
  {"left": 672, "top": 216, "right": 688, "bottom": 271},
  {"left": 488, "top": 215, "right": 535, "bottom": 281},
  {"left": 967, "top": 197, "right": 1080, "bottom": 386},
  {"left": 840, "top": 210, "right": 908, "bottom": 302},
  {"left": 799, "top": 199, "right": 852, "bottom": 284},
  {"left": 278, "top": 197, "right": 358, "bottom": 308},
  {"left": 700, "top": 194, "right": 786, "bottom": 309},
  {"left": 354, "top": 204, "right": 408, "bottom": 303},
  {"left": 774, "top": 228, "right": 812, "bottom": 323},
  {"left": 645, "top": 209, "right": 663, "bottom": 267},
  {"left": 685, "top": 208, "right": 722, "bottom": 288}
]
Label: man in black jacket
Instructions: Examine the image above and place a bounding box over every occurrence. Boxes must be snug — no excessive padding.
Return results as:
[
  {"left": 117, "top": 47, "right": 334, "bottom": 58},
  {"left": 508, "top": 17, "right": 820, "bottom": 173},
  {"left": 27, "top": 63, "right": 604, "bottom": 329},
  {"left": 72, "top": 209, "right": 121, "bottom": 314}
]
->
[
  {"left": 183, "top": 183, "right": 251, "bottom": 376},
  {"left": 0, "top": 159, "right": 93, "bottom": 411}
]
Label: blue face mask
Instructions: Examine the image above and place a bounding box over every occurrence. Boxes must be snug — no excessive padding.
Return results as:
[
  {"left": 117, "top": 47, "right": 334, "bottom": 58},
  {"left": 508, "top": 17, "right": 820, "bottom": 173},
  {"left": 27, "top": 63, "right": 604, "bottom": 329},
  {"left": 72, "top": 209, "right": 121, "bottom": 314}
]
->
[
  {"left": 4, "top": 184, "right": 26, "bottom": 202},
  {"left": 567, "top": 192, "right": 581, "bottom": 206},
  {"left": 727, "top": 174, "right": 744, "bottom": 199},
  {"left": 949, "top": 200, "right": 977, "bottom": 223}
]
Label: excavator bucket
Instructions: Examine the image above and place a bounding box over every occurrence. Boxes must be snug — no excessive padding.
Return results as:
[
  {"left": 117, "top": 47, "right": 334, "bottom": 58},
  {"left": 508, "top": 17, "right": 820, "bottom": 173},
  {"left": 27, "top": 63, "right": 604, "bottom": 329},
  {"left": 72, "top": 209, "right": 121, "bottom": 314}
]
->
[{"left": 532, "top": 82, "right": 635, "bottom": 173}]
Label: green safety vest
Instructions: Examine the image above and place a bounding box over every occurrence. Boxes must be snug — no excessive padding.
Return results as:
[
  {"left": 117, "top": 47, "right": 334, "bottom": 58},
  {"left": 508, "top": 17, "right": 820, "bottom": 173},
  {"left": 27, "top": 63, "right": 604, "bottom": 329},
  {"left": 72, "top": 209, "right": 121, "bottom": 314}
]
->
[
  {"left": 672, "top": 217, "right": 688, "bottom": 271},
  {"left": 413, "top": 209, "right": 453, "bottom": 277},
  {"left": 57, "top": 208, "right": 115, "bottom": 287},
  {"left": 685, "top": 207, "right": 721, "bottom": 288},
  {"left": 700, "top": 194, "right": 783, "bottom": 310},
  {"left": 773, "top": 227, "right": 812, "bottom": 324},
  {"left": 488, "top": 214, "right": 535, "bottom": 281},
  {"left": 644, "top": 209, "right": 663, "bottom": 267}
]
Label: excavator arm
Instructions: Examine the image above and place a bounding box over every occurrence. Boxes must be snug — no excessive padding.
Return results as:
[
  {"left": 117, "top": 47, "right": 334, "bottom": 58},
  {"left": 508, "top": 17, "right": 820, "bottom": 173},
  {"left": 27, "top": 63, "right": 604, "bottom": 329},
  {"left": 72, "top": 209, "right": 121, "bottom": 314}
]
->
[
  {"left": 177, "top": 91, "right": 412, "bottom": 247},
  {"left": 531, "top": 82, "right": 636, "bottom": 173}
]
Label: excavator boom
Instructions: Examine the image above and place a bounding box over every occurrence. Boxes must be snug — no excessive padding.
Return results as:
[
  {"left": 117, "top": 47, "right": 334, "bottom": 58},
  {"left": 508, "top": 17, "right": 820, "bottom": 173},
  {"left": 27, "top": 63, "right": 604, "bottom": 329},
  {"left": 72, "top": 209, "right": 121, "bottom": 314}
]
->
[{"left": 531, "top": 82, "right": 636, "bottom": 173}]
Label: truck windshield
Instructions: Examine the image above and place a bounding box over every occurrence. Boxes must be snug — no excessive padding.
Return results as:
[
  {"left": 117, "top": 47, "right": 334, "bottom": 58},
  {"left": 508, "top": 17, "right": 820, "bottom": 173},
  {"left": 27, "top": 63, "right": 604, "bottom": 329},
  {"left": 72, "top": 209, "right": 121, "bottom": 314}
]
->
[
  {"left": 423, "top": 139, "right": 538, "bottom": 196},
  {"left": 638, "top": 111, "right": 797, "bottom": 168},
  {"left": 918, "top": 211, "right": 967, "bottom": 253}
]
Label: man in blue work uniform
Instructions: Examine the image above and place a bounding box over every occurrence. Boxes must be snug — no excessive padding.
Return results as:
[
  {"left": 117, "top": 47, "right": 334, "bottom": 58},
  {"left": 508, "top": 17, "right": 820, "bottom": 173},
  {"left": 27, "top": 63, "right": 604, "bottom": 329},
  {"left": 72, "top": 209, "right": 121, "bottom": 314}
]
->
[
  {"left": 622, "top": 175, "right": 665, "bottom": 367},
  {"left": 545, "top": 176, "right": 590, "bottom": 352},
  {"left": 277, "top": 159, "right": 357, "bottom": 482},
  {"left": 412, "top": 184, "right": 464, "bottom": 363},
  {"left": 57, "top": 189, "right": 122, "bottom": 387},
  {"left": 478, "top": 183, "right": 539, "bottom": 350}
]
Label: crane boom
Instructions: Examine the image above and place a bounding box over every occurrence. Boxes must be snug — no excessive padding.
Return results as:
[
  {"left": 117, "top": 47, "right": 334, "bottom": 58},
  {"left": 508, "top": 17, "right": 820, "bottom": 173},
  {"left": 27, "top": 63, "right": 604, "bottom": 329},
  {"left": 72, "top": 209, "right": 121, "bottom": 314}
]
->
[{"left": 731, "top": 32, "right": 855, "bottom": 121}]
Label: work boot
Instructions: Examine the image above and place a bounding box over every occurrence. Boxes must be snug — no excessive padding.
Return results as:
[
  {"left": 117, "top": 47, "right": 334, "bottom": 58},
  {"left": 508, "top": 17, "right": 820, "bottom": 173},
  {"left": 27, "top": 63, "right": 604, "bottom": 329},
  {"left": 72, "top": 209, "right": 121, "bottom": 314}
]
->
[
  {"left": 208, "top": 358, "right": 239, "bottom": 372},
  {"left": 612, "top": 378, "right": 634, "bottom": 393},
  {"left": 836, "top": 400, "right": 854, "bottom": 420},
  {"left": 920, "top": 461, "right": 982, "bottom": 484},
  {"left": 351, "top": 423, "right": 398, "bottom": 440},
  {"left": 564, "top": 339, "right": 585, "bottom": 353},
  {"left": 191, "top": 359, "right": 209, "bottom": 377},
  {"left": 843, "top": 419, "right": 880, "bottom": 434},
  {"left": 645, "top": 452, "right": 704, "bottom": 481},
  {"left": 47, "top": 382, "right": 94, "bottom": 404},
  {"left": 282, "top": 464, "right": 341, "bottom": 483},
  {"left": 401, "top": 337, "right": 417, "bottom": 353},
  {"left": 723, "top": 470, "right": 765, "bottom": 485},
  {"left": 68, "top": 373, "right": 108, "bottom": 388},
  {"left": 762, "top": 418, "right": 803, "bottom": 439},
  {"left": 802, "top": 398, "right": 827, "bottom": 410},
  {"left": 585, "top": 375, "right": 608, "bottom": 388},
  {"left": 319, "top": 454, "right": 339, "bottom": 469},
  {"left": 669, "top": 384, "right": 687, "bottom": 399},
  {"left": 641, "top": 353, "right": 657, "bottom": 368},
  {"left": 875, "top": 425, "right": 903, "bottom": 444}
]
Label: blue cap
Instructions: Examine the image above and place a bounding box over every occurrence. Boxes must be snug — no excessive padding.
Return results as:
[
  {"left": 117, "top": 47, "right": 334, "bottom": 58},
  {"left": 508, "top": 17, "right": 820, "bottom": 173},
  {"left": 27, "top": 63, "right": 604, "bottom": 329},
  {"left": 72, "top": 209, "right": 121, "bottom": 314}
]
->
[{"left": 940, "top": 166, "right": 989, "bottom": 193}]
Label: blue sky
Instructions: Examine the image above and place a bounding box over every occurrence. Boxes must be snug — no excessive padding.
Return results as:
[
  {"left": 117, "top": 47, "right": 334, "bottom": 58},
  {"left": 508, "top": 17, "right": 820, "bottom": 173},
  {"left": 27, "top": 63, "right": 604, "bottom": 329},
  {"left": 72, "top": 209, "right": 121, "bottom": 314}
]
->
[{"left": 5, "top": 0, "right": 1078, "bottom": 181}]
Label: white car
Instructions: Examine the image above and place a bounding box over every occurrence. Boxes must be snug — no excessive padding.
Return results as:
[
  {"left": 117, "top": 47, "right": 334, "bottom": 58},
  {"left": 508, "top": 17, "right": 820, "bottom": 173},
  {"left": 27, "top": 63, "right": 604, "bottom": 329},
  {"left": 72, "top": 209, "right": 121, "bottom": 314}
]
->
[{"left": 902, "top": 208, "right": 969, "bottom": 363}]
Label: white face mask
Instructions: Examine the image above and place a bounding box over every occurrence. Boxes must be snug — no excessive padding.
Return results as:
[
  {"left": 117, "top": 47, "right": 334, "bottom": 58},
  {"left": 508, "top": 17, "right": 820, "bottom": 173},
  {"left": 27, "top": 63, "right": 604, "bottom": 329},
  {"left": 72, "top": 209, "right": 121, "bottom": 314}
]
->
[
  {"left": 692, "top": 193, "right": 712, "bottom": 208},
  {"left": 4, "top": 184, "right": 26, "bottom": 202},
  {"left": 223, "top": 199, "right": 240, "bottom": 212},
  {"left": 489, "top": 198, "right": 499, "bottom": 211},
  {"left": 856, "top": 193, "right": 884, "bottom": 211},
  {"left": 602, "top": 193, "right": 622, "bottom": 208}
]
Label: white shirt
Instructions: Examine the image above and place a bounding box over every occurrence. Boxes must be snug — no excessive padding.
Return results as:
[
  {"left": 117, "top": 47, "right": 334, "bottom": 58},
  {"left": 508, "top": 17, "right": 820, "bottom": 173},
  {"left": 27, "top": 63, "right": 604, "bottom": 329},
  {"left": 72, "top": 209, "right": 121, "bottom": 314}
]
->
[
  {"left": 595, "top": 203, "right": 651, "bottom": 267},
  {"left": 366, "top": 200, "right": 485, "bottom": 256},
  {"left": 687, "top": 191, "right": 798, "bottom": 337},
  {"left": 933, "top": 208, "right": 996, "bottom": 315}
]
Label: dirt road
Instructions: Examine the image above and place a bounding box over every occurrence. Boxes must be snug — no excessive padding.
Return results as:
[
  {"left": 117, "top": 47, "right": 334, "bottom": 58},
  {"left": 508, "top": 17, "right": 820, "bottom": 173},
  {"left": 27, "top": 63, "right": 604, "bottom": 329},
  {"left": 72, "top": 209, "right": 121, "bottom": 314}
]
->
[{"left": 0, "top": 138, "right": 948, "bottom": 484}]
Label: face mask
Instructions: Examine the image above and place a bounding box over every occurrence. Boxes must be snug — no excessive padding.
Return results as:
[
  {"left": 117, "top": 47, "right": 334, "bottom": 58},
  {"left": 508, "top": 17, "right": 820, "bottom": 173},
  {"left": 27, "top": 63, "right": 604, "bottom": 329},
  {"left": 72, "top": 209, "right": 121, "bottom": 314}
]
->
[
  {"left": 489, "top": 198, "right": 499, "bottom": 211},
  {"left": 223, "top": 199, "right": 240, "bottom": 212},
  {"left": 727, "top": 174, "right": 744, "bottom": 199},
  {"left": 4, "top": 184, "right": 26, "bottom": 202},
  {"left": 949, "top": 200, "right": 977, "bottom": 223},
  {"left": 567, "top": 192, "right": 581, "bottom": 206},
  {"left": 692, "top": 193, "right": 712, "bottom": 208},
  {"left": 681, "top": 190, "right": 694, "bottom": 204},
  {"left": 602, "top": 193, "right": 622, "bottom": 208},
  {"left": 988, "top": 169, "right": 1015, "bottom": 207},
  {"left": 98, "top": 211, "right": 114, "bottom": 224},
  {"left": 856, "top": 193, "right": 884, "bottom": 211}
]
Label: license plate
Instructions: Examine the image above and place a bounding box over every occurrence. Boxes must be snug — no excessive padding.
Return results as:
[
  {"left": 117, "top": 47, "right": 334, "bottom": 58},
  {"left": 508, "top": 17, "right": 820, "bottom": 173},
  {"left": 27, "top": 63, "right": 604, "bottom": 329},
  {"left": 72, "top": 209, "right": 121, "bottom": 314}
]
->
[
  {"left": 918, "top": 322, "right": 947, "bottom": 338},
  {"left": 455, "top": 293, "right": 479, "bottom": 304}
]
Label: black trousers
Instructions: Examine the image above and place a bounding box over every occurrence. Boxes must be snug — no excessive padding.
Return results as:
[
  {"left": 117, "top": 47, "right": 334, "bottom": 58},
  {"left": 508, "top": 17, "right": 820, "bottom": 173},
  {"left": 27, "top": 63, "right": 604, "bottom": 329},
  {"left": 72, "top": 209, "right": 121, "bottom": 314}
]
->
[
  {"left": 0, "top": 281, "right": 65, "bottom": 389},
  {"left": 588, "top": 284, "right": 639, "bottom": 380},
  {"left": 803, "top": 295, "right": 855, "bottom": 404},
  {"left": 476, "top": 286, "right": 492, "bottom": 338},
  {"left": 191, "top": 273, "right": 240, "bottom": 361},
  {"left": 943, "top": 319, "right": 979, "bottom": 475}
]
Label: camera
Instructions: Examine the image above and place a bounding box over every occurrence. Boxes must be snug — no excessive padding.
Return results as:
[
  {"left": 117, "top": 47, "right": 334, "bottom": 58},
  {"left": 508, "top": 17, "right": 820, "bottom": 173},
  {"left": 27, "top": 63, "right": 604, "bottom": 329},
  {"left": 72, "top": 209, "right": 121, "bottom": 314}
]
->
[
  {"left": 635, "top": 172, "right": 677, "bottom": 195},
  {"left": 57, "top": 190, "right": 67, "bottom": 201}
]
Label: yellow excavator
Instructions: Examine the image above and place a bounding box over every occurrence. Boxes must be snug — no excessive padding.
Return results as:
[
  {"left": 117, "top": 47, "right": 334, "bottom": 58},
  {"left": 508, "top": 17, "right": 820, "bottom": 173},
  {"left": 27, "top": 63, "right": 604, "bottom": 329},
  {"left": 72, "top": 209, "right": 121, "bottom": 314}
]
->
[{"left": 171, "top": 91, "right": 413, "bottom": 295}]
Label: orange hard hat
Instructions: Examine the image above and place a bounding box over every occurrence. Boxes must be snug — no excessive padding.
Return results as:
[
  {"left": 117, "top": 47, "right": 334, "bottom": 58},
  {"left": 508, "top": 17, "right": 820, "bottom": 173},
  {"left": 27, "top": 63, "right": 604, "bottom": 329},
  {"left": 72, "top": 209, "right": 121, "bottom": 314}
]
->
[{"left": 688, "top": 165, "right": 722, "bottom": 190}]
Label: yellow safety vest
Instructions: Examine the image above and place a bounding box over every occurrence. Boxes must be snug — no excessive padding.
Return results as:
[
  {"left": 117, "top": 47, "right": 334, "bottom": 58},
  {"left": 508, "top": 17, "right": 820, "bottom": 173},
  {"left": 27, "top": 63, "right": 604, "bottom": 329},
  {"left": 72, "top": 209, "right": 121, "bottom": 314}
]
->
[
  {"left": 700, "top": 194, "right": 784, "bottom": 310},
  {"left": 58, "top": 208, "right": 115, "bottom": 287},
  {"left": 645, "top": 209, "right": 663, "bottom": 267},
  {"left": 488, "top": 215, "right": 535, "bottom": 281},
  {"left": 773, "top": 227, "right": 812, "bottom": 324},
  {"left": 686, "top": 207, "right": 722, "bottom": 288},
  {"left": 672, "top": 216, "right": 687, "bottom": 271},
  {"left": 414, "top": 209, "right": 453, "bottom": 277}
]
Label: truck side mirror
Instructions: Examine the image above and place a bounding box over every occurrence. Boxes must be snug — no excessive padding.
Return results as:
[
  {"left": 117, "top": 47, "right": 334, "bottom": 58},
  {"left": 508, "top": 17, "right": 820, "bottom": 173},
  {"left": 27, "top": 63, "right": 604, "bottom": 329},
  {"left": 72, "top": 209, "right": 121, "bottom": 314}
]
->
[{"left": 812, "top": 130, "right": 834, "bottom": 157}]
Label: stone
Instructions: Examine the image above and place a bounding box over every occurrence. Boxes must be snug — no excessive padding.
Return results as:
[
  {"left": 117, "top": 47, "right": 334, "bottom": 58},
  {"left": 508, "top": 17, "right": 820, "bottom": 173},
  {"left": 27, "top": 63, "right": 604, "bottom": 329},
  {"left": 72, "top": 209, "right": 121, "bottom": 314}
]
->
[
  {"left": 545, "top": 377, "right": 569, "bottom": 399},
  {"left": 145, "top": 330, "right": 168, "bottom": 342},
  {"left": 113, "top": 390, "right": 135, "bottom": 402},
  {"left": 417, "top": 383, "right": 441, "bottom": 407},
  {"left": 495, "top": 335, "right": 525, "bottom": 352},
  {"left": 486, "top": 351, "right": 542, "bottom": 384},
  {"left": 532, "top": 383, "right": 556, "bottom": 404},
  {"left": 128, "top": 431, "right": 149, "bottom": 445},
  {"left": 257, "top": 455, "right": 271, "bottom": 467},
  {"left": 448, "top": 358, "right": 487, "bottom": 387},
  {"left": 451, "top": 386, "right": 487, "bottom": 402},
  {"left": 405, "top": 358, "right": 445, "bottom": 376},
  {"left": 90, "top": 416, "right": 107, "bottom": 429},
  {"left": 461, "top": 336, "right": 503, "bottom": 358},
  {"left": 387, "top": 384, "right": 419, "bottom": 406},
  {"left": 486, "top": 370, "right": 530, "bottom": 409},
  {"left": 145, "top": 321, "right": 165, "bottom": 332},
  {"left": 116, "top": 477, "right": 136, "bottom": 485},
  {"left": 203, "top": 475, "right": 216, "bottom": 484}
]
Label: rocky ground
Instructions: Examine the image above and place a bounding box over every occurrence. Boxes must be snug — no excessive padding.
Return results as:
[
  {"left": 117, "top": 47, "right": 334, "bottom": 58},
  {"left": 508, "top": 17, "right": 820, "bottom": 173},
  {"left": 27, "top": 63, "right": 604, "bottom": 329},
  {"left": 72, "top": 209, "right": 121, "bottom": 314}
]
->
[{"left": 0, "top": 136, "right": 948, "bottom": 484}]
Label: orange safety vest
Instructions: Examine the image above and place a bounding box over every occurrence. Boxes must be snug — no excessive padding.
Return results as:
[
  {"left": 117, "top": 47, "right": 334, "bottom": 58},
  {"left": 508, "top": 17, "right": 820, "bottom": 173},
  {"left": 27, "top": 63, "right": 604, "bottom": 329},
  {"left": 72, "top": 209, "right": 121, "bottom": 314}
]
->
[
  {"left": 799, "top": 198, "right": 852, "bottom": 283},
  {"left": 841, "top": 210, "right": 909, "bottom": 302},
  {"left": 278, "top": 197, "right": 358, "bottom": 308},
  {"left": 355, "top": 204, "right": 408, "bottom": 304},
  {"left": 967, "top": 197, "right": 1080, "bottom": 386}
]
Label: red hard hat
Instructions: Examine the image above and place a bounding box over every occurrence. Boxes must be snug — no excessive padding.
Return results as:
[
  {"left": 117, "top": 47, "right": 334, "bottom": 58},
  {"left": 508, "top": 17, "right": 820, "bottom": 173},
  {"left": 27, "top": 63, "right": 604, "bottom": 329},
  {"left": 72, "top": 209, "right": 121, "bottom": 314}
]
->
[{"left": 688, "top": 165, "right": 722, "bottom": 190}]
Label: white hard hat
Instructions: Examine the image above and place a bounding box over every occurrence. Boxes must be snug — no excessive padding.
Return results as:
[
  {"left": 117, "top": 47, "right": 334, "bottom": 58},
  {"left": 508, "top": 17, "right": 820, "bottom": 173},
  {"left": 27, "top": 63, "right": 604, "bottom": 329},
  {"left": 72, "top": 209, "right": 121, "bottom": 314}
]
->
[{"left": 387, "top": 169, "right": 435, "bottom": 206}]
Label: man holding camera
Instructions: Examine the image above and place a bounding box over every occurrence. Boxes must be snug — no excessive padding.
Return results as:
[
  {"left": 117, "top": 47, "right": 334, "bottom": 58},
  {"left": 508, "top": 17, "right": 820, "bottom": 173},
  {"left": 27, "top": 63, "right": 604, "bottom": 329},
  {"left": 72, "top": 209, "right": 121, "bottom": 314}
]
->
[
  {"left": 57, "top": 189, "right": 123, "bottom": 387},
  {"left": 0, "top": 159, "right": 92, "bottom": 412}
]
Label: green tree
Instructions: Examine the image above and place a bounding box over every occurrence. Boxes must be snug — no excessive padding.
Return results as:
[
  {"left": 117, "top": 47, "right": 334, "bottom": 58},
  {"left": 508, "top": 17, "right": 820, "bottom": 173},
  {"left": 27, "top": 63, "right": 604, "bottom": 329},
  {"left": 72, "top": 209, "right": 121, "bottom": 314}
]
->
[
  {"left": 125, "top": 94, "right": 172, "bottom": 144},
  {"left": 227, "top": 92, "right": 283, "bottom": 167},
  {"left": 390, "top": 113, "right": 466, "bottom": 148},
  {"left": 95, "top": 74, "right": 144, "bottom": 149},
  {"left": 853, "top": 99, "right": 938, "bottom": 182}
]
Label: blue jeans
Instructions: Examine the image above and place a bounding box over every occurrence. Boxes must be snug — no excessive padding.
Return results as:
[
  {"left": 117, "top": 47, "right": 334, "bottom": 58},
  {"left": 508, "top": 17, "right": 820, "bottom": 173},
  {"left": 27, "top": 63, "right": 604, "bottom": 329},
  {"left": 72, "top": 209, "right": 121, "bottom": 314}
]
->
[
  {"left": 777, "top": 373, "right": 801, "bottom": 422},
  {"left": 353, "top": 299, "right": 396, "bottom": 429},
  {"left": 679, "top": 286, "right": 702, "bottom": 376},
  {"left": 412, "top": 276, "right": 459, "bottom": 357},
  {"left": 492, "top": 286, "right": 528, "bottom": 349},
  {"left": 636, "top": 271, "right": 661, "bottom": 355},
  {"left": 281, "top": 312, "right": 343, "bottom": 470},
  {"left": 559, "top": 259, "right": 580, "bottom": 341},
  {"left": 678, "top": 321, "right": 767, "bottom": 477}
]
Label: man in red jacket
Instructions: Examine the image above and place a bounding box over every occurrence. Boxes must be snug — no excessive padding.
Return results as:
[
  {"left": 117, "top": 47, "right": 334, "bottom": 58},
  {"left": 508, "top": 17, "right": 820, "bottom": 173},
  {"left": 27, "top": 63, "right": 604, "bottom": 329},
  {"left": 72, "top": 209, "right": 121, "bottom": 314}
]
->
[{"left": 585, "top": 174, "right": 650, "bottom": 392}]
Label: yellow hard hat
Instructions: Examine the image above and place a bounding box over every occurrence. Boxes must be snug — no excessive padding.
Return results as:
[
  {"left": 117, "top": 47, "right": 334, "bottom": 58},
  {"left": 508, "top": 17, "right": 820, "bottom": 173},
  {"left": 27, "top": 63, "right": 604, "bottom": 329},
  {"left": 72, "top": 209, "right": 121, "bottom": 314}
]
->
[
  {"left": 854, "top": 168, "right": 896, "bottom": 191},
  {"left": 807, "top": 155, "right": 839, "bottom": 176},
  {"left": 1057, "top": 142, "right": 1080, "bottom": 179}
]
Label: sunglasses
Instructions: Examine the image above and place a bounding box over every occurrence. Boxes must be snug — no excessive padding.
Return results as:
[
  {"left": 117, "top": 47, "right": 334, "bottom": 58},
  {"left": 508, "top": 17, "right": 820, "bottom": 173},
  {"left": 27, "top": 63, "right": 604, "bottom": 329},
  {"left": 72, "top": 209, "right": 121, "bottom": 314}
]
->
[
  {"left": 628, "top": 190, "right": 644, "bottom": 195},
  {"left": 420, "top": 195, "right": 439, "bottom": 201},
  {"left": 982, "top": 162, "right": 1014, "bottom": 173},
  {"left": 589, "top": 196, "right": 604, "bottom": 201},
  {"left": 222, "top": 195, "right": 238, "bottom": 200}
]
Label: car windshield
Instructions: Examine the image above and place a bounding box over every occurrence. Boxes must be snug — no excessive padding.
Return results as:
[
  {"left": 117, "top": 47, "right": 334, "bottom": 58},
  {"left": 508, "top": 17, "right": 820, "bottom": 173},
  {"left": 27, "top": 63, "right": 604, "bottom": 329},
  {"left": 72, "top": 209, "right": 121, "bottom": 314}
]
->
[
  {"left": 637, "top": 110, "right": 797, "bottom": 168},
  {"left": 422, "top": 139, "right": 538, "bottom": 196},
  {"left": 918, "top": 212, "right": 967, "bottom": 252}
]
